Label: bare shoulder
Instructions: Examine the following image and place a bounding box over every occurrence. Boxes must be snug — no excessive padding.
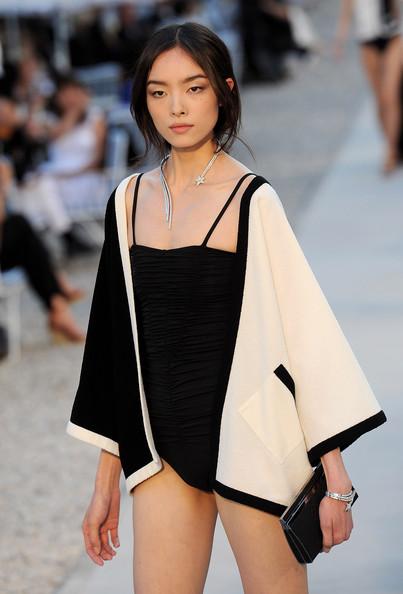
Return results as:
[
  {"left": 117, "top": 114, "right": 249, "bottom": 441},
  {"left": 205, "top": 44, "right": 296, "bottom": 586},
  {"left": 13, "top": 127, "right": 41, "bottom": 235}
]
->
[
  {"left": 220, "top": 153, "right": 254, "bottom": 180},
  {"left": 124, "top": 167, "right": 159, "bottom": 245},
  {"left": 210, "top": 156, "right": 261, "bottom": 213},
  {"left": 124, "top": 168, "right": 158, "bottom": 216}
]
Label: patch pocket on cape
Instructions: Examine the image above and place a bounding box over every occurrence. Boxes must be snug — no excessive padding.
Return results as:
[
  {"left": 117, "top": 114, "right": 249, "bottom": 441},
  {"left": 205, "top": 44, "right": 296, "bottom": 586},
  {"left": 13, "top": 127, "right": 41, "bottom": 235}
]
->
[{"left": 238, "top": 368, "right": 304, "bottom": 464}]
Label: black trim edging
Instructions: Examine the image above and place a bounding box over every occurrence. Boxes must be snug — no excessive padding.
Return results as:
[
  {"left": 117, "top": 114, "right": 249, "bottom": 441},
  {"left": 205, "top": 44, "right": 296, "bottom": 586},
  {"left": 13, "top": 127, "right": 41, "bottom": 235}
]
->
[
  {"left": 307, "top": 410, "right": 387, "bottom": 467},
  {"left": 274, "top": 363, "right": 295, "bottom": 398},
  {"left": 213, "top": 480, "right": 287, "bottom": 517}
]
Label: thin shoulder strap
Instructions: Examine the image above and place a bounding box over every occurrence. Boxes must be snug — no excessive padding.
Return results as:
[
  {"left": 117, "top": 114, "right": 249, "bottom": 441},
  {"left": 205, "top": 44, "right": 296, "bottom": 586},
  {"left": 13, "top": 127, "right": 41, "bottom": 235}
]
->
[
  {"left": 131, "top": 172, "right": 144, "bottom": 245},
  {"left": 201, "top": 172, "right": 257, "bottom": 247}
]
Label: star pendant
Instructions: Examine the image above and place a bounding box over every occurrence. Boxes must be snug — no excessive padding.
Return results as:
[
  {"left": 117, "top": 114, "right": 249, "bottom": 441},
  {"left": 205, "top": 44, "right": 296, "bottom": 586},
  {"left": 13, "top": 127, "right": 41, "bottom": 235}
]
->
[{"left": 195, "top": 175, "right": 206, "bottom": 185}]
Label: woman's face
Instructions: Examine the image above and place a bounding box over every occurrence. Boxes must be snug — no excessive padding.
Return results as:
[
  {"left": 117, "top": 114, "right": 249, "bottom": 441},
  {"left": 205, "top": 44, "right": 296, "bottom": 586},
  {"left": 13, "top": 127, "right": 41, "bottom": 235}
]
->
[
  {"left": 146, "top": 46, "right": 233, "bottom": 150},
  {"left": 56, "top": 85, "right": 90, "bottom": 113}
]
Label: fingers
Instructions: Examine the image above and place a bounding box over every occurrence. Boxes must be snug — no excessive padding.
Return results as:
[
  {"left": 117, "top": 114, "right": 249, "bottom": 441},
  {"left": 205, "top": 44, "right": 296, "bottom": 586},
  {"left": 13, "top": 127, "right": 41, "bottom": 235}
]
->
[
  {"left": 321, "top": 519, "right": 333, "bottom": 554},
  {"left": 82, "top": 519, "right": 105, "bottom": 566},
  {"left": 82, "top": 518, "right": 119, "bottom": 566},
  {"left": 320, "top": 498, "right": 334, "bottom": 553},
  {"left": 110, "top": 525, "right": 120, "bottom": 549},
  {"left": 100, "top": 527, "right": 118, "bottom": 559},
  {"left": 109, "top": 489, "right": 121, "bottom": 549},
  {"left": 320, "top": 503, "right": 354, "bottom": 554},
  {"left": 81, "top": 489, "right": 122, "bottom": 566}
]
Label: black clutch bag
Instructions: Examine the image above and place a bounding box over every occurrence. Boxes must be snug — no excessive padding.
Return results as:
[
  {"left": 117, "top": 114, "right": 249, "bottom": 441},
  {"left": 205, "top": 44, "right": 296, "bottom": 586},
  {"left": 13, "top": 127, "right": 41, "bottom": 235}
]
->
[{"left": 280, "top": 462, "right": 359, "bottom": 564}]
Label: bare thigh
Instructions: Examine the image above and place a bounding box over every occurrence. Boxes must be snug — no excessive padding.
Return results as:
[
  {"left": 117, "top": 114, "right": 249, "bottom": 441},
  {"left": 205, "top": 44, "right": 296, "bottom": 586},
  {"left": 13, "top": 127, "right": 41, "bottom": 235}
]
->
[
  {"left": 132, "top": 458, "right": 218, "bottom": 594},
  {"left": 381, "top": 36, "right": 403, "bottom": 99},
  {"left": 360, "top": 36, "right": 403, "bottom": 101},
  {"left": 214, "top": 491, "right": 309, "bottom": 594},
  {"left": 360, "top": 44, "right": 383, "bottom": 101}
]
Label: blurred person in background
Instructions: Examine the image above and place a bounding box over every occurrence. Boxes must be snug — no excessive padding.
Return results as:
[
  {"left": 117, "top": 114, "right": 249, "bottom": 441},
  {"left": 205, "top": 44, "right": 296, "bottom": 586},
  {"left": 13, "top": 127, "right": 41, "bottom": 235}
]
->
[
  {"left": 0, "top": 158, "right": 85, "bottom": 344},
  {"left": 334, "top": 0, "right": 403, "bottom": 174},
  {"left": 112, "top": 2, "right": 156, "bottom": 77},
  {"left": 239, "top": 0, "right": 288, "bottom": 83},
  {"left": 10, "top": 47, "right": 56, "bottom": 116},
  {"left": 0, "top": 94, "right": 94, "bottom": 258},
  {"left": 156, "top": 0, "right": 211, "bottom": 26},
  {"left": 39, "top": 76, "right": 108, "bottom": 219},
  {"left": 0, "top": 95, "right": 92, "bottom": 257},
  {"left": 239, "top": 0, "right": 312, "bottom": 85},
  {"left": 68, "top": 8, "right": 113, "bottom": 68},
  {"left": 0, "top": 39, "right": 56, "bottom": 115}
]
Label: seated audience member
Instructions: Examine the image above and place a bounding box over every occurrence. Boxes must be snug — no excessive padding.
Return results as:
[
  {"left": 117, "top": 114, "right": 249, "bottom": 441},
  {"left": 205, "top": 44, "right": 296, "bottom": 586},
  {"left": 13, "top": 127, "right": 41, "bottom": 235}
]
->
[
  {"left": 0, "top": 158, "right": 86, "bottom": 344},
  {"left": 0, "top": 95, "right": 94, "bottom": 258},
  {"left": 39, "top": 76, "right": 108, "bottom": 216}
]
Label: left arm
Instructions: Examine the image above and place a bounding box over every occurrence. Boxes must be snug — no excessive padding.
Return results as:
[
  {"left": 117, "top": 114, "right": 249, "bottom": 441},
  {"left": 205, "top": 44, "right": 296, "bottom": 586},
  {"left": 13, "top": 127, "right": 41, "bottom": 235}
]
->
[
  {"left": 319, "top": 447, "right": 354, "bottom": 554},
  {"left": 257, "top": 183, "right": 386, "bottom": 554}
]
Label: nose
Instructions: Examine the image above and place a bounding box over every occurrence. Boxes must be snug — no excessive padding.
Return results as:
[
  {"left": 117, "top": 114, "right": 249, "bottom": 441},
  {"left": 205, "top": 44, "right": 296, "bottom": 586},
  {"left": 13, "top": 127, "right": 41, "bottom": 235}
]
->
[{"left": 169, "top": 93, "right": 187, "bottom": 117}]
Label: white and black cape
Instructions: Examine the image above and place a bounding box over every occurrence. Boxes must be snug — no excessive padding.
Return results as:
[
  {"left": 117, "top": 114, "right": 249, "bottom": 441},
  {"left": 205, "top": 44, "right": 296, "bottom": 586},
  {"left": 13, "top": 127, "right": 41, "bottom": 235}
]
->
[{"left": 67, "top": 172, "right": 387, "bottom": 517}]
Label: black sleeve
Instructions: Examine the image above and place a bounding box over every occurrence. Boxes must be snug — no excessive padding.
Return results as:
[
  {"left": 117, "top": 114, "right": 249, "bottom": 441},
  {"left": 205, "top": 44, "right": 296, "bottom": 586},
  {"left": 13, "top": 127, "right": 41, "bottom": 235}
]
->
[{"left": 67, "top": 190, "right": 120, "bottom": 456}]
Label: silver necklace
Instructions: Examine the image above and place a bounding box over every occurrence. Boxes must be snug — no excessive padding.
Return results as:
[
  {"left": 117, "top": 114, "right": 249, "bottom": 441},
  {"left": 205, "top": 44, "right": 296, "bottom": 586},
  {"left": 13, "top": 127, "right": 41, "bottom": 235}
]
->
[{"left": 159, "top": 142, "right": 222, "bottom": 229}]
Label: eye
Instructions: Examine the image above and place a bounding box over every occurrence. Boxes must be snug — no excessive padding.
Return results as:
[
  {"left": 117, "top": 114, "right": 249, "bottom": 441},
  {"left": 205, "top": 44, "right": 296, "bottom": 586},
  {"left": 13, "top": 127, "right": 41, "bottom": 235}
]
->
[
  {"left": 189, "top": 86, "right": 204, "bottom": 93},
  {"left": 150, "top": 90, "right": 165, "bottom": 98}
]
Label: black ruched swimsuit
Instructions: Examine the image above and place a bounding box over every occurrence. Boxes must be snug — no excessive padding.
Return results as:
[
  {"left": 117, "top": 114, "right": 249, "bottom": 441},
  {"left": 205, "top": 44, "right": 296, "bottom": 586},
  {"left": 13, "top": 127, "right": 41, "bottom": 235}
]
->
[{"left": 129, "top": 171, "right": 255, "bottom": 492}]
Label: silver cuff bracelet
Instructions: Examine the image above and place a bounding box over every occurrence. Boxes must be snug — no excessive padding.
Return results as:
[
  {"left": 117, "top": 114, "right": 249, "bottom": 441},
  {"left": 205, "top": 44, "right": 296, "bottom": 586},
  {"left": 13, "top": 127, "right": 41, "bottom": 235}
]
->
[{"left": 325, "top": 487, "right": 356, "bottom": 511}]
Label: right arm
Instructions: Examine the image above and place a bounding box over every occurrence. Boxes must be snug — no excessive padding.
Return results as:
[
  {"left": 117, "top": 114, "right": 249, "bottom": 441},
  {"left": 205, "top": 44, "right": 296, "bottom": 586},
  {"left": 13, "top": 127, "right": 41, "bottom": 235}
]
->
[{"left": 82, "top": 449, "right": 122, "bottom": 566}]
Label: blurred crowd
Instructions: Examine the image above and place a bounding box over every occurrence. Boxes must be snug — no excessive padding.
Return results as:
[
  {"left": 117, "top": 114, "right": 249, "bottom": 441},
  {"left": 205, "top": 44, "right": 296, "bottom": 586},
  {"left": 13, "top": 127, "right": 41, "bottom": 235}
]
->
[
  {"left": 1, "top": 0, "right": 402, "bottom": 355},
  {"left": 0, "top": 0, "right": 319, "bottom": 350}
]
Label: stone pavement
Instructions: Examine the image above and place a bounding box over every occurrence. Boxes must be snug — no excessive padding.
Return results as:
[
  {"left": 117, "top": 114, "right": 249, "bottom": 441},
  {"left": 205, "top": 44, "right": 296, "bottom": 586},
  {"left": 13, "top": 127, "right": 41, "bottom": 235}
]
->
[{"left": 56, "top": 96, "right": 403, "bottom": 594}]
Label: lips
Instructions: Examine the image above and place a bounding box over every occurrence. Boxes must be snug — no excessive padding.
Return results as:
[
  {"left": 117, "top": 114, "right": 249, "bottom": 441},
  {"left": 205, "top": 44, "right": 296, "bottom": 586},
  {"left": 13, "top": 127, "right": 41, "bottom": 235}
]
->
[
  {"left": 169, "top": 124, "right": 193, "bottom": 135},
  {"left": 170, "top": 124, "right": 193, "bottom": 130}
]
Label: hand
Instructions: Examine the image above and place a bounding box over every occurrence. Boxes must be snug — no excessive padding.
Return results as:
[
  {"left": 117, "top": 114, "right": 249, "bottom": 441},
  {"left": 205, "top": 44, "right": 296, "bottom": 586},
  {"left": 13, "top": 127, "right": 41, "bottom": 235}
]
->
[
  {"left": 82, "top": 487, "right": 121, "bottom": 566},
  {"left": 319, "top": 492, "right": 353, "bottom": 554}
]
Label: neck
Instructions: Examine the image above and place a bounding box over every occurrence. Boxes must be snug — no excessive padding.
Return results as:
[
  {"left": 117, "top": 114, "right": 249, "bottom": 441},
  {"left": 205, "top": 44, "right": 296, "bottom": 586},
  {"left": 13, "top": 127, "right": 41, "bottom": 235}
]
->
[{"left": 164, "top": 136, "right": 221, "bottom": 188}]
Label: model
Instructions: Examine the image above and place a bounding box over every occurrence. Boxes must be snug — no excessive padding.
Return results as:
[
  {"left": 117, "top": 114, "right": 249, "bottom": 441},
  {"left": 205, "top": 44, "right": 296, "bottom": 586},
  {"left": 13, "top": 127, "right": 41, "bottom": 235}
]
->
[
  {"left": 334, "top": 0, "right": 403, "bottom": 174},
  {"left": 67, "top": 22, "right": 387, "bottom": 594}
]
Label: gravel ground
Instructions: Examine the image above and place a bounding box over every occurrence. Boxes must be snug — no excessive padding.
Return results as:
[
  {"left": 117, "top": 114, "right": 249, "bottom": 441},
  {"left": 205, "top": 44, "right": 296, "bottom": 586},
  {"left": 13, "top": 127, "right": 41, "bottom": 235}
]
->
[{"left": 0, "top": 2, "right": 371, "bottom": 593}]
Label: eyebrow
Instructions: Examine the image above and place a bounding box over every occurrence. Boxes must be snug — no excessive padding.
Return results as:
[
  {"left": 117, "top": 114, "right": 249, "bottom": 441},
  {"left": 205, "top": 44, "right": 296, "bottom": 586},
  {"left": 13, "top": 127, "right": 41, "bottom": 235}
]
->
[{"left": 146, "top": 74, "right": 208, "bottom": 86}]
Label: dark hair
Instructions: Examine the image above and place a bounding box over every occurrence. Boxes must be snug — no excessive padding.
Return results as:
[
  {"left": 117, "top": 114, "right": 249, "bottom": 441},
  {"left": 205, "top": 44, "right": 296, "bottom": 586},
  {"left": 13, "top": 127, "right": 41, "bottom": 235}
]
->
[
  {"left": 47, "top": 74, "right": 90, "bottom": 117},
  {"left": 54, "top": 74, "right": 90, "bottom": 94},
  {"left": 129, "top": 21, "right": 253, "bottom": 165}
]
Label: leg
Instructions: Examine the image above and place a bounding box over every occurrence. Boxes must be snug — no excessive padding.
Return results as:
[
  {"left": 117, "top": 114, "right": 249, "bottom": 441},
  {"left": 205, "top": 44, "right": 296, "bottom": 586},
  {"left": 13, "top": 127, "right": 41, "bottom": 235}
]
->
[
  {"left": 132, "top": 458, "right": 218, "bottom": 594},
  {"left": 0, "top": 214, "right": 85, "bottom": 342},
  {"left": 213, "top": 491, "right": 309, "bottom": 594},
  {"left": 379, "top": 36, "right": 403, "bottom": 172},
  {"left": 1, "top": 214, "right": 62, "bottom": 310}
]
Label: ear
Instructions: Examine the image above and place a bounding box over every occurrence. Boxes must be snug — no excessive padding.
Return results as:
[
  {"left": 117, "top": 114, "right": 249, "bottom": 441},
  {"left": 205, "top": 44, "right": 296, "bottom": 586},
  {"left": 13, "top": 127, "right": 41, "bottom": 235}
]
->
[{"left": 225, "top": 77, "right": 235, "bottom": 92}]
